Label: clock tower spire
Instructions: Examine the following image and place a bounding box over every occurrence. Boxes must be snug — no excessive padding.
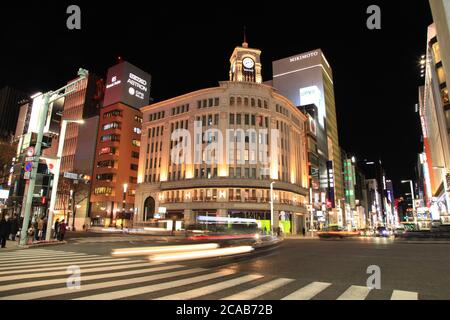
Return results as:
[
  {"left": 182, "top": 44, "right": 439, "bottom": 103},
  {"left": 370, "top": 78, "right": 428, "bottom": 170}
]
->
[{"left": 229, "top": 33, "right": 262, "bottom": 84}]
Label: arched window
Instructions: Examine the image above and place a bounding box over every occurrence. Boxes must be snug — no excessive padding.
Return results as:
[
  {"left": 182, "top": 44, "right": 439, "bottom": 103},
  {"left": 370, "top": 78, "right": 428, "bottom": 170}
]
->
[
  {"left": 230, "top": 97, "right": 235, "bottom": 106},
  {"left": 143, "top": 197, "right": 155, "bottom": 221}
]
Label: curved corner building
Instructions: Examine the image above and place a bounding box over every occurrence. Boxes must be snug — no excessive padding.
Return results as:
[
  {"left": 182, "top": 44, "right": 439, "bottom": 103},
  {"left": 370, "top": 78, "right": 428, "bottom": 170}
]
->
[{"left": 135, "top": 41, "right": 310, "bottom": 235}]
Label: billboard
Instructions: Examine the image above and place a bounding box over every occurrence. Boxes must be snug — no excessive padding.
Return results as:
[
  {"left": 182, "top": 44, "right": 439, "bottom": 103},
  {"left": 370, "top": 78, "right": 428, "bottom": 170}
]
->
[{"left": 103, "top": 61, "right": 151, "bottom": 109}]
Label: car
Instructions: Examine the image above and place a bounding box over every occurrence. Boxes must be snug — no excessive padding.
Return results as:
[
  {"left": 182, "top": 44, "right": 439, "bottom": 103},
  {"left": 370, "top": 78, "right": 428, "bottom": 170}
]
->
[
  {"left": 394, "top": 226, "right": 406, "bottom": 236},
  {"left": 317, "top": 226, "right": 360, "bottom": 239},
  {"left": 375, "top": 227, "right": 391, "bottom": 237},
  {"left": 359, "top": 228, "right": 374, "bottom": 237}
]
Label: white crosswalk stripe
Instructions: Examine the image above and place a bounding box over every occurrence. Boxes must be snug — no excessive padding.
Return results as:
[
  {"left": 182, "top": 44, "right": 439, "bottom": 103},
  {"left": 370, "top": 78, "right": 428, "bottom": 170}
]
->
[
  {"left": 391, "top": 290, "right": 419, "bottom": 300},
  {"left": 77, "top": 269, "right": 237, "bottom": 300},
  {"left": 221, "top": 278, "right": 293, "bottom": 300},
  {"left": 337, "top": 285, "right": 372, "bottom": 300},
  {"left": 281, "top": 282, "right": 332, "bottom": 300},
  {"left": 71, "top": 236, "right": 165, "bottom": 243},
  {"left": 157, "top": 274, "right": 264, "bottom": 300},
  {"left": 0, "top": 249, "right": 420, "bottom": 301}
]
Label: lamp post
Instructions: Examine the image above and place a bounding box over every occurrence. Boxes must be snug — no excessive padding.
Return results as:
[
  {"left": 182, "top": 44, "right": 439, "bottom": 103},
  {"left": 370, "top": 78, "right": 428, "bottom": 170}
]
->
[
  {"left": 401, "top": 180, "right": 417, "bottom": 227},
  {"left": 45, "top": 118, "right": 85, "bottom": 241},
  {"left": 270, "top": 181, "right": 275, "bottom": 236},
  {"left": 122, "top": 183, "right": 128, "bottom": 229},
  {"left": 20, "top": 69, "right": 88, "bottom": 246},
  {"left": 433, "top": 166, "right": 449, "bottom": 220}
]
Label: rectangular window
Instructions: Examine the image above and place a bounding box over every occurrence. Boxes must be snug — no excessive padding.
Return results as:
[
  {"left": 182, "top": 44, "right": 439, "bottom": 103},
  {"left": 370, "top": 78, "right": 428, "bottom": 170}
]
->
[
  {"left": 214, "top": 114, "right": 219, "bottom": 125},
  {"left": 229, "top": 114, "right": 235, "bottom": 125},
  {"left": 132, "top": 140, "right": 141, "bottom": 147},
  {"left": 214, "top": 97, "right": 219, "bottom": 106},
  {"left": 245, "top": 114, "right": 249, "bottom": 125},
  {"left": 131, "top": 151, "right": 140, "bottom": 159},
  {"left": 236, "top": 114, "right": 242, "bottom": 125},
  {"left": 130, "top": 164, "right": 138, "bottom": 171}
]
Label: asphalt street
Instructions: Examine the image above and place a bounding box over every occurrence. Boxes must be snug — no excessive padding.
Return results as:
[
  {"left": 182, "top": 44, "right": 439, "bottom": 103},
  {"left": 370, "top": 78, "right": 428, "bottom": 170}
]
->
[{"left": 0, "top": 234, "right": 449, "bottom": 300}]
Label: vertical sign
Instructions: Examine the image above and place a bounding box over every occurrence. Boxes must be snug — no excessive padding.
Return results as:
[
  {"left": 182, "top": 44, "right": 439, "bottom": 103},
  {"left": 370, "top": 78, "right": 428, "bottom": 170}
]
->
[{"left": 327, "top": 161, "right": 335, "bottom": 208}]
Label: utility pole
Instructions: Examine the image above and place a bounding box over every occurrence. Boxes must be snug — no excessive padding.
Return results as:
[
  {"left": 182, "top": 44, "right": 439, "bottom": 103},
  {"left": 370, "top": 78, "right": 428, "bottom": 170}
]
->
[
  {"left": 270, "top": 181, "right": 275, "bottom": 236},
  {"left": 20, "top": 69, "right": 89, "bottom": 246}
]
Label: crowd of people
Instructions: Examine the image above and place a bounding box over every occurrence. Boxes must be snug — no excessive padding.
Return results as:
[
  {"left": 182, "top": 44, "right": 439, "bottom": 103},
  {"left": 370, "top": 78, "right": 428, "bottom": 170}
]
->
[{"left": 0, "top": 213, "right": 68, "bottom": 248}]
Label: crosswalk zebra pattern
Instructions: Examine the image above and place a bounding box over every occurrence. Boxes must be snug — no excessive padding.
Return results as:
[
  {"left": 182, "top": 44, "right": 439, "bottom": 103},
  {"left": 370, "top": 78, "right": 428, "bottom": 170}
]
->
[
  {"left": 69, "top": 236, "right": 169, "bottom": 244},
  {"left": 0, "top": 249, "right": 419, "bottom": 300}
]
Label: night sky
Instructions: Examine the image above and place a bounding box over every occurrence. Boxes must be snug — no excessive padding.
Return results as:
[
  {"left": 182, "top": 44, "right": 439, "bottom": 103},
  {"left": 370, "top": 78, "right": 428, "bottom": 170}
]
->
[{"left": 0, "top": 1, "right": 433, "bottom": 194}]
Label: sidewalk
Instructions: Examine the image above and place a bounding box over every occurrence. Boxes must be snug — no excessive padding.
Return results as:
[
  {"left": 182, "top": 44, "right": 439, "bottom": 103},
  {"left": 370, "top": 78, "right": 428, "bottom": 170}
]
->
[{"left": 0, "top": 239, "right": 67, "bottom": 251}]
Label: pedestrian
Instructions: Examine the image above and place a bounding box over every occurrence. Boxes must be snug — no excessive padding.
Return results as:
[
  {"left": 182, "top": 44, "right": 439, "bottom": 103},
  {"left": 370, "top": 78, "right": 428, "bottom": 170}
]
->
[
  {"left": 302, "top": 227, "right": 306, "bottom": 237},
  {"left": 37, "top": 217, "right": 44, "bottom": 241},
  {"left": 10, "top": 215, "right": 19, "bottom": 241},
  {"left": 54, "top": 218, "right": 60, "bottom": 240},
  {"left": 58, "top": 219, "right": 67, "bottom": 241},
  {"left": 42, "top": 218, "right": 47, "bottom": 240},
  {"left": 0, "top": 215, "right": 11, "bottom": 248}
]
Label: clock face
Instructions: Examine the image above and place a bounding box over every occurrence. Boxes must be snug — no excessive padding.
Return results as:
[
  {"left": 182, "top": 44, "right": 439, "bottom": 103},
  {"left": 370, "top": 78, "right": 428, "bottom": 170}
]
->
[{"left": 243, "top": 57, "right": 255, "bottom": 69}]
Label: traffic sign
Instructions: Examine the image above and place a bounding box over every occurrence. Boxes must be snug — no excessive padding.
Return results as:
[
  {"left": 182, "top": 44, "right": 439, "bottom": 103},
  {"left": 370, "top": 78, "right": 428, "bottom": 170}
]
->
[
  {"left": 24, "top": 172, "right": 31, "bottom": 180},
  {"left": 26, "top": 147, "right": 35, "bottom": 157},
  {"left": 64, "top": 172, "right": 78, "bottom": 180},
  {"left": 24, "top": 162, "right": 33, "bottom": 172},
  {"left": 25, "top": 157, "right": 35, "bottom": 162}
]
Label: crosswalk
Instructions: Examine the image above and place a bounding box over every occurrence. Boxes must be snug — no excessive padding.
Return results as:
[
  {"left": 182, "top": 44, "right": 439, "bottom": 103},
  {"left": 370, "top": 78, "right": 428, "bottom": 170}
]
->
[
  {"left": 69, "top": 236, "right": 168, "bottom": 244},
  {"left": 0, "top": 249, "right": 420, "bottom": 300}
]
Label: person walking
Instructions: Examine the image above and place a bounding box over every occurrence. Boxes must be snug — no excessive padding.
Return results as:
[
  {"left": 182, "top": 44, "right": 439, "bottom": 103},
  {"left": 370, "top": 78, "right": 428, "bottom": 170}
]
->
[
  {"left": 37, "top": 217, "right": 44, "bottom": 241},
  {"left": 10, "top": 215, "right": 19, "bottom": 241},
  {"left": 58, "top": 219, "right": 67, "bottom": 241},
  {"left": 54, "top": 218, "right": 60, "bottom": 240},
  {"left": 42, "top": 218, "right": 47, "bottom": 241},
  {"left": 0, "top": 215, "right": 11, "bottom": 248}
]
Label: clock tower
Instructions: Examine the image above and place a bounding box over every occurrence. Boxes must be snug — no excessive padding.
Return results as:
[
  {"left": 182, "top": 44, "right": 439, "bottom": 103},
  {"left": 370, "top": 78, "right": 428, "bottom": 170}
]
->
[{"left": 229, "top": 39, "right": 262, "bottom": 84}]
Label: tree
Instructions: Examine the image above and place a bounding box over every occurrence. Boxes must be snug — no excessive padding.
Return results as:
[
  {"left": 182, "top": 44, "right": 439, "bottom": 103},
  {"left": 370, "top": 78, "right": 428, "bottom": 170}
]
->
[{"left": 56, "top": 171, "right": 90, "bottom": 230}]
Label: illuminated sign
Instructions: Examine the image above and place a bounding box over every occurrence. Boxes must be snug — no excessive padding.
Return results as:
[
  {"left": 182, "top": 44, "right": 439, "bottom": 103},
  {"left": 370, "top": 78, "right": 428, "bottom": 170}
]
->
[
  {"left": 326, "top": 161, "right": 336, "bottom": 208},
  {"left": 104, "top": 61, "right": 151, "bottom": 109},
  {"left": 289, "top": 51, "right": 319, "bottom": 63},
  {"left": 300, "top": 86, "right": 324, "bottom": 127}
]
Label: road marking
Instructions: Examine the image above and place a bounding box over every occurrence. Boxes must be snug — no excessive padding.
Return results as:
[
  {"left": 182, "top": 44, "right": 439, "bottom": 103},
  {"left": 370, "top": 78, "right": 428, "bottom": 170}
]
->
[
  {"left": 221, "top": 278, "right": 293, "bottom": 300},
  {"left": 156, "top": 274, "right": 263, "bottom": 300},
  {"left": 337, "top": 286, "right": 372, "bottom": 300},
  {"left": 0, "top": 258, "right": 135, "bottom": 275},
  {"left": 76, "top": 269, "right": 236, "bottom": 300},
  {"left": 1, "top": 267, "right": 206, "bottom": 300},
  {"left": 281, "top": 282, "right": 332, "bottom": 300},
  {"left": 0, "top": 256, "right": 118, "bottom": 269},
  {"left": 0, "top": 255, "right": 103, "bottom": 268},
  {"left": 391, "top": 290, "right": 418, "bottom": 300},
  {"left": 0, "top": 250, "right": 81, "bottom": 258},
  {"left": 0, "top": 253, "right": 91, "bottom": 264},
  {"left": 0, "top": 261, "right": 155, "bottom": 282},
  {"left": 0, "top": 264, "right": 182, "bottom": 293}
]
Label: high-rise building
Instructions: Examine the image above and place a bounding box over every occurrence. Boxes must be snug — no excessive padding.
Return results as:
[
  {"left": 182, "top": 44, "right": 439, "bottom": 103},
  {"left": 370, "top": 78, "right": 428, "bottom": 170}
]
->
[
  {"left": 90, "top": 61, "right": 151, "bottom": 227},
  {"left": 419, "top": 23, "right": 450, "bottom": 224},
  {"left": 53, "top": 73, "right": 104, "bottom": 229},
  {"left": 0, "top": 86, "right": 27, "bottom": 141},
  {"left": 135, "top": 41, "right": 310, "bottom": 235},
  {"left": 271, "top": 50, "right": 344, "bottom": 214},
  {"left": 6, "top": 93, "right": 64, "bottom": 220}
]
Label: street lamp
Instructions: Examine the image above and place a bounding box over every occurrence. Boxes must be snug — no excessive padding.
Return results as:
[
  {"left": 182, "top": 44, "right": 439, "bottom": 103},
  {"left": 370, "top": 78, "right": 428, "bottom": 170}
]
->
[
  {"left": 401, "top": 180, "right": 417, "bottom": 227},
  {"left": 19, "top": 69, "right": 88, "bottom": 246},
  {"left": 45, "top": 119, "right": 85, "bottom": 241},
  {"left": 433, "top": 166, "right": 449, "bottom": 219},
  {"left": 122, "top": 183, "right": 128, "bottom": 229},
  {"left": 270, "top": 181, "right": 275, "bottom": 236}
]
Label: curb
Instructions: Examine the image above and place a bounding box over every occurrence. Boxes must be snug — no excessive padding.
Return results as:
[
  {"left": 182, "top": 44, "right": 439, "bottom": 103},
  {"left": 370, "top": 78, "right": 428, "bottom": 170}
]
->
[{"left": 2, "top": 241, "right": 67, "bottom": 251}]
